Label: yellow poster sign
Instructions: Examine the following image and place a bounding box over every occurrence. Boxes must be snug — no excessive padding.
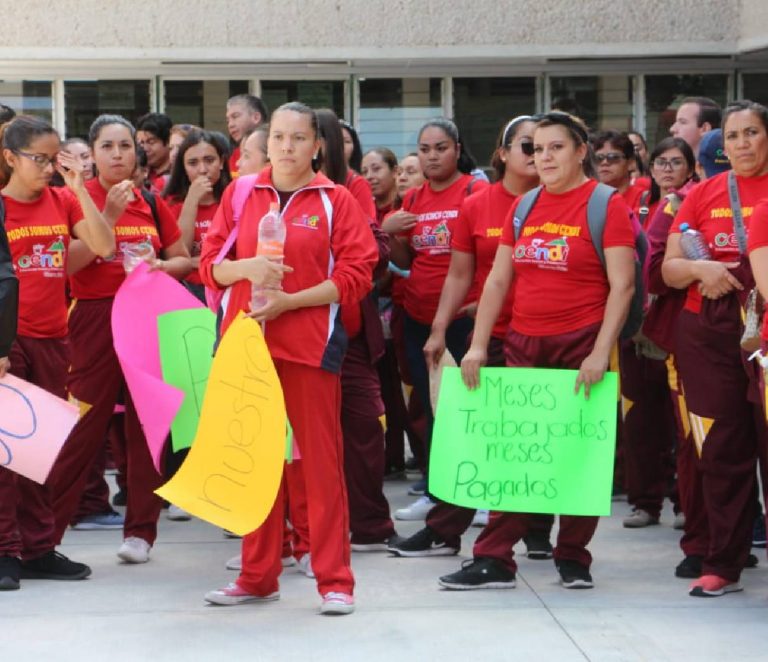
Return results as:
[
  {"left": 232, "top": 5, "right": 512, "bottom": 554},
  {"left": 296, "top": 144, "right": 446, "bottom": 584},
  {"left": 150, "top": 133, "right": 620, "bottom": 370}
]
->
[{"left": 156, "top": 313, "right": 286, "bottom": 536}]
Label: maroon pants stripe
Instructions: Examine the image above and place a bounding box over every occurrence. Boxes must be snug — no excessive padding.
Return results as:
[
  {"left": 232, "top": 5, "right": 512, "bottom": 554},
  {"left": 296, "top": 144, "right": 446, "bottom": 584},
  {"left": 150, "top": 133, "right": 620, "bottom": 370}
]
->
[
  {"left": 619, "top": 341, "right": 677, "bottom": 519},
  {"left": 0, "top": 336, "right": 68, "bottom": 559},
  {"left": 46, "top": 299, "right": 164, "bottom": 546},
  {"left": 473, "top": 323, "right": 603, "bottom": 572},
  {"left": 674, "top": 308, "right": 759, "bottom": 581},
  {"left": 667, "top": 359, "right": 709, "bottom": 557}
]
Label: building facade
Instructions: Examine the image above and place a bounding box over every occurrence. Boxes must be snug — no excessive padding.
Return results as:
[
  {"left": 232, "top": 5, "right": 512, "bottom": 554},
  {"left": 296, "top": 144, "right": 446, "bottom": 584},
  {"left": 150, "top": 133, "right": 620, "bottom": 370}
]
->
[{"left": 1, "top": 0, "right": 767, "bottom": 164}]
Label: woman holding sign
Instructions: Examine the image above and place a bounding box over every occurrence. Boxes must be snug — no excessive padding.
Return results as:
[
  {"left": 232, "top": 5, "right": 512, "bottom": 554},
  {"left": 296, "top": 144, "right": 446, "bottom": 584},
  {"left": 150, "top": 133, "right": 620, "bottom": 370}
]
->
[
  {"left": 0, "top": 115, "right": 115, "bottom": 590},
  {"left": 46, "top": 114, "right": 192, "bottom": 567},
  {"left": 383, "top": 118, "right": 488, "bottom": 519},
  {"left": 446, "top": 112, "right": 635, "bottom": 590},
  {"left": 390, "top": 116, "right": 555, "bottom": 559},
  {"left": 665, "top": 100, "right": 768, "bottom": 597},
  {"left": 200, "top": 102, "right": 378, "bottom": 615}
]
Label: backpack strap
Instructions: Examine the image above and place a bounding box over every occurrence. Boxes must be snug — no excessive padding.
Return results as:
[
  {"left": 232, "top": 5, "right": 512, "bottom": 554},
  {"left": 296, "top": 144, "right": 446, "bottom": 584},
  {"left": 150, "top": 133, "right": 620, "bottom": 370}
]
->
[
  {"left": 512, "top": 186, "right": 543, "bottom": 242},
  {"left": 638, "top": 190, "right": 651, "bottom": 227},
  {"left": 585, "top": 182, "right": 617, "bottom": 269},
  {"left": 212, "top": 174, "right": 258, "bottom": 266},
  {"left": 728, "top": 169, "right": 748, "bottom": 255},
  {"left": 466, "top": 176, "right": 483, "bottom": 196},
  {"left": 139, "top": 188, "right": 161, "bottom": 233}
]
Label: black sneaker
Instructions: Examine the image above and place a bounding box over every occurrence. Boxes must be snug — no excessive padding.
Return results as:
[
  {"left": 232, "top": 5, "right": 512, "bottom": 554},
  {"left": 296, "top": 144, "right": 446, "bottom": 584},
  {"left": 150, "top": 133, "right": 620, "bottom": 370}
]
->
[
  {"left": 438, "top": 557, "right": 516, "bottom": 590},
  {"left": 745, "top": 553, "right": 759, "bottom": 569},
  {"left": 20, "top": 551, "right": 91, "bottom": 580},
  {"left": 556, "top": 559, "right": 594, "bottom": 589},
  {"left": 675, "top": 555, "right": 703, "bottom": 579},
  {"left": 752, "top": 513, "right": 766, "bottom": 548},
  {"left": 351, "top": 534, "right": 406, "bottom": 552},
  {"left": 0, "top": 556, "right": 21, "bottom": 591},
  {"left": 387, "top": 527, "right": 459, "bottom": 557},
  {"left": 524, "top": 533, "right": 554, "bottom": 560},
  {"left": 112, "top": 488, "right": 127, "bottom": 507}
]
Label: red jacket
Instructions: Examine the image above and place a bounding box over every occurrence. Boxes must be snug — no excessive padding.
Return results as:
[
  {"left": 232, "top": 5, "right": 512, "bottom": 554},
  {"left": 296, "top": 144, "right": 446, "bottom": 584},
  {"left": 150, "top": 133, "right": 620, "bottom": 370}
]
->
[{"left": 200, "top": 167, "right": 378, "bottom": 373}]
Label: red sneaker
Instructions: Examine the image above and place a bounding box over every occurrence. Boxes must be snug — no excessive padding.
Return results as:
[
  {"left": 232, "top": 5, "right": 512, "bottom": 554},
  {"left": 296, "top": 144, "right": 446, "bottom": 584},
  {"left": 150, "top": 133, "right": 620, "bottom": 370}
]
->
[{"left": 689, "top": 574, "right": 743, "bottom": 597}]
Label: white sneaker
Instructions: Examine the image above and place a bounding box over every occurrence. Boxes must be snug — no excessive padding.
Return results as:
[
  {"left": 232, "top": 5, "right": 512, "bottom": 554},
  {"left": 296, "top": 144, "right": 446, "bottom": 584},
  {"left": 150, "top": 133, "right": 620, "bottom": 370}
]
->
[
  {"left": 673, "top": 512, "right": 686, "bottom": 530},
  {"left": 394, "top": 496, "right": 435, "bottom": 521},
  {"left": 117, "top": 537, "right": 151, "bottom": 564},
  {"left": 204, "top": 583, "right": 279, "bottom": 606},
  {"left": 320, "top": 591, "right": 355, "bottom": 615},
  {"left": 472, "top": 510, "right": 489, "bottom": 527},
  {"left": 226, "top": 554, "right": 242, "bottom": 571},
  {"left": 297, "top": 554, "right": 315, "bottom": 578},
  {"left": 167, "top": 505, "right": 191, "bottom": 521},
  {"left": 282, "top": 556, "right": 296, "bottom": 567}
]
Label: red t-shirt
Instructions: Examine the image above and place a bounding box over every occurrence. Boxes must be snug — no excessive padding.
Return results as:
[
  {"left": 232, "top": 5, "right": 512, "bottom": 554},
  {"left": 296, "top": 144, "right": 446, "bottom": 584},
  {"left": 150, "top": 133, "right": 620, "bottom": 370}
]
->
[
  {"left": 228, "top": 148, "right": 240, "bottom": 178},
  {"left": 69, "top": 179, "right": 182, "bottom": 300},
  {"left": 452, "top": 182, "right": 518, "bottom": 338},
  {"left": 500, "top": 179, "right": 635, "bottom": 336},
  {"left": 4, "top": 187, "right": 83, "bottom": 338},
  {"left": 401, "top": 174, "right": 488, "bottom": 324},
  {"left": 148, "top": 170, "right": 169, "bottom": 197},
  {"left": 168, "top": 199, "right": 219, "bottom": 286},
  {"left": 671, "top": 171, "right": 768, "bottom": 313}
]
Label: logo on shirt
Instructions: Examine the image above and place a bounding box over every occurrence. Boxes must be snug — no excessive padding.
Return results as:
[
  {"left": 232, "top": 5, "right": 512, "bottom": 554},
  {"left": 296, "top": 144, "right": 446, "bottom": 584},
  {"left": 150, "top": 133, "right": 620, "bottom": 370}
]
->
[
  {"left": 16, "top": 237, "right": 65, "bottom": 272},
  {"left": 412, "top": 221, "right": 450, "bottom": 252},
  {"left": 713, "top": 232, "right": 739, "bottom": 250},
  {"left": 291, "top": 214, "right": 320, "bottom": 230},
  {"left": 486, "top": 227, "right": 503, "bottom": 238},
  {"left": 514, "top": 236, "right": 570, "bottom": 270}
]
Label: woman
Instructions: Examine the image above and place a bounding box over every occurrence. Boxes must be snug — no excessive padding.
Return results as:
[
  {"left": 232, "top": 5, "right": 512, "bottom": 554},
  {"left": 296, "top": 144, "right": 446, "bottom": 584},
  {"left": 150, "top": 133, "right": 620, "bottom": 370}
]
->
[
  {"left": 46, "top": 114, "right": 192, "bottom": 565},
  {"left": 591, "top": 130, "right": 649, "bottom": 213},
  {"left": 340, "top": 120, "right": 363, "bottom": 174},
  {"left": 383, "top": 117, "right": 488, "bottom": 519},
  {"left": 628, "top": 130, "right": 650, "bottom": 179},
  {"left": 0, "top": 115, "right": 114, "bottom": 591},
  {"left": 621, "top": 137, "right": 696, "bottom": 531},
  {"left": 441, "top": 112, "right": 635, "bottom": 590},
  {"left": 315, "top": 109, "right": 397, "bottom": 551},
  {"left": 201, "top": 102, "right": 378, "bottom": 615},
  {"left": 389, "top": 116, "right": 553, "bottom": 559},
  {"left": 168, "top": 124, "right": 195, "bottom": 170},
  {"left": 237, "top": 124, "right": 270, "bottom": 176},
  {"left": 164, "top": 129, "right": 231, "bottom": 301},
  {"left": 397, "top": 152, "right": 425, "bottom": 198},
  {"left": 664, "top": 100, "right": 768, "bottom": 598},
  {"left": 362, "top": 147, "right": 399, "bottom": 224}
]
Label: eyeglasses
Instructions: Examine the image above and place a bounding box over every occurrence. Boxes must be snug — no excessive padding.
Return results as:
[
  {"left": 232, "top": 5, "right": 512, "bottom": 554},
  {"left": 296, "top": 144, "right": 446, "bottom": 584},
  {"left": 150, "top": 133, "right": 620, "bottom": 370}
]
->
[
  {"left": 14, "top": 150, "right": 57, "bottom": 168},
  {"left": 652, "top": 157, "right": 687, "bottom": 170},
  {"left": 594, "top": 153, "right": 626, "bottom": 165}
]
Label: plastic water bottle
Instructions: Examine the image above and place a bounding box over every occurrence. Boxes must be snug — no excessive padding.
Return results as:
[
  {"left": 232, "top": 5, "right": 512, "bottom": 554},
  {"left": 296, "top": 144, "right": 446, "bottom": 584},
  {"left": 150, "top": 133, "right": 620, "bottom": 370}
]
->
[
  {"left": 679, "top": 223, "right": 711, "bottom": 260},
  {"left": 251, "top": 202, "right": 285, "bottom": 310}
]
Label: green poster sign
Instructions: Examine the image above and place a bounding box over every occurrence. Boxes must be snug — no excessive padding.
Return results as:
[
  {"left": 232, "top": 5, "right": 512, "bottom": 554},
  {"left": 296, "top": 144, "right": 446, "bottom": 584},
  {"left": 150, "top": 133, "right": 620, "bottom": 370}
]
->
[
  {"left": 157, "top": 308, "right": 217, "bottom": 451},
  {"left": 429, "top": 367, "right": 618, "bottom": 516}
]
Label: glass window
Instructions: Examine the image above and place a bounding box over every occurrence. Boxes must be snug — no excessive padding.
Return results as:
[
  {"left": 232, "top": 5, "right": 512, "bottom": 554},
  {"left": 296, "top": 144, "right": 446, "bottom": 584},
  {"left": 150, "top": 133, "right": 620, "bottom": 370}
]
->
[
  {"left": 0, "top": 81, "right": 52, "bottom": 122},
  {"left": 644, "top": 74, "right": 729, "bottom": 148},
  {"left": 64, "top": 80, "right": 150, "bottom": 139},
  {"left": 164, "top": 80, "right": 249, "bottom": 133},
  {"left": 358, "top": 78, "right": 442, "bottom": 159},
  {"left": 549, "top": 76, "right": 634, "bottom": 132},
  {"left": 453, "top": 77, "right": 537, "bottom": 167},
  {"left": 742, "top": 73, "right": 768, "bottom": 106},
  {"left": 260, "top": 81, "right": 345, "bottom": 120}
]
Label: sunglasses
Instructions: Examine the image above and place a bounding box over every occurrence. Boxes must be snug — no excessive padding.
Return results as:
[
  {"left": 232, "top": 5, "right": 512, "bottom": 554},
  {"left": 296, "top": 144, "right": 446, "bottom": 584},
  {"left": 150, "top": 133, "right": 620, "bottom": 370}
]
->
[
  {"left": 594, "top": 153, "right": 626, "bottom": 165},
  {"left": 519, "top": 141, "right": 535, "bottom": 156}
]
